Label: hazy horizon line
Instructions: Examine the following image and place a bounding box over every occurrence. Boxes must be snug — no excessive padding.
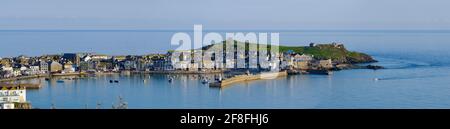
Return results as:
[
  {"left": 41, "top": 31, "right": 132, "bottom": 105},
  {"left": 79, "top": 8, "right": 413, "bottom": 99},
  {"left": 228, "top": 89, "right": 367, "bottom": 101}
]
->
[{"left": 2, "top": 29, "right": 450, "bottom": 33}]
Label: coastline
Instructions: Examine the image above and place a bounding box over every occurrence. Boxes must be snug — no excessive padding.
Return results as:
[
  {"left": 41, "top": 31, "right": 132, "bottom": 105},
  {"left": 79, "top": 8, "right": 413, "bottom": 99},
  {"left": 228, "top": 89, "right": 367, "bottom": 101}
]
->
[
  {"left": 134, "top": 70, "right": 224, "bottom": 74},
  {"left": 0, "top": 75, "right": 47, "bottom": 82},
  {"left": 0, "top": 64, "right": 380, "bottom": 83}
]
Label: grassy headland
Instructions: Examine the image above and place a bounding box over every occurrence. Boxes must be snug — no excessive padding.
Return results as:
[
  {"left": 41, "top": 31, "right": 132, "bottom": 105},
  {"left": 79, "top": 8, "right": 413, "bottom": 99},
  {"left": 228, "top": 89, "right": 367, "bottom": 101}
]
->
[
  {"left": 201, "top": 41, "right": 376, "bottom": 64},
  {"left": 278, "top": 44, "right": 376, "bottom": 64}
]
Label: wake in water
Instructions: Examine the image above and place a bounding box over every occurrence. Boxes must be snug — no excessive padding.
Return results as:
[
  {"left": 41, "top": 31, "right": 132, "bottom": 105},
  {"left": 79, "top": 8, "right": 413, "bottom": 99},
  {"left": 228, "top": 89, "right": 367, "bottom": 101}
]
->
[
  {"left": 370, "top": 55, "right": 450, "bottom": 81},
  {"left": 372, "top": 53, "right": 450, "bottom": 69},
  {"left": 375, "top": 57, "right": 431, "bottom": 69}
]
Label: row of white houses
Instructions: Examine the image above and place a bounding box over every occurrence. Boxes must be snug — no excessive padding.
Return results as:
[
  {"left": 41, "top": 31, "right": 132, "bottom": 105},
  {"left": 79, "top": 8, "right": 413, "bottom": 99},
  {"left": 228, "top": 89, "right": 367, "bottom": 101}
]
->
[
  {"left": 0, "top": 86, "right": 27, "bottom": 109},
  {"left": 166, "top": 49, "right": 323, "bottom": 71}
]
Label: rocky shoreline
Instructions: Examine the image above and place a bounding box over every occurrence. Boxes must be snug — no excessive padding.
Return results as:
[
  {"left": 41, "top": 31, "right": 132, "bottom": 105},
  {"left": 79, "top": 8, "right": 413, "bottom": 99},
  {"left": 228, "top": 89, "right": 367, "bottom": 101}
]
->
[{"left": 334, "top": 64, "right": 385, "bottom": 70}]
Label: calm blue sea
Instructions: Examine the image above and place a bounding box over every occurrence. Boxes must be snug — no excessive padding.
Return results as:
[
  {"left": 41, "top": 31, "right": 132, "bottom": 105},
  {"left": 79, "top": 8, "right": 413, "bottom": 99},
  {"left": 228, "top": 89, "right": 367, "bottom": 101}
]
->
[{"left": 2, "top": 30, "right": 450, "bottom": 109}]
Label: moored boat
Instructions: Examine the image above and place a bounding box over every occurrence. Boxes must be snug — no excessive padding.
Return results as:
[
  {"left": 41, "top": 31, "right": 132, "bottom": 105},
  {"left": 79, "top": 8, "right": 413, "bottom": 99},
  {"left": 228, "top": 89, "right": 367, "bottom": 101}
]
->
[
  {"left": 201, "top": 78, "right": 209, "bottom": 84},
  {"left": 168, "top": 77, "right": 173, "bottom": 83},
  {"left": 307, "top": 69, "right": 333, "bottom": 75}
]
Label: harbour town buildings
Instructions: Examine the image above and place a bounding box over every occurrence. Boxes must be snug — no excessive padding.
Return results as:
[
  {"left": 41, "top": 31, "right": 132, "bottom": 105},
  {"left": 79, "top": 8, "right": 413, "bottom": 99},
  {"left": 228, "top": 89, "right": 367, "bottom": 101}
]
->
[{"left": 0, "top": 43, "right": 341, "bottom": 80}]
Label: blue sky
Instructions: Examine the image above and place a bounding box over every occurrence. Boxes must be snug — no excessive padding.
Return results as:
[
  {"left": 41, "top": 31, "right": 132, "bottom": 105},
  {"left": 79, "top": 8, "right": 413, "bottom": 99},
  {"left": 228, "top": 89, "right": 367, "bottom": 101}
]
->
[{"left": 1, "top": 0, "right": 450, "bottom": 30}]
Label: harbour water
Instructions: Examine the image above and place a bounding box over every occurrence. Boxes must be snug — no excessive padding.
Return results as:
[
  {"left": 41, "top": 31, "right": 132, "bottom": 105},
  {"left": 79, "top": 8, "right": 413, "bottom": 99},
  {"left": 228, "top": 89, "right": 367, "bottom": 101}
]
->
[{"left": 2, "top": 30, "right": 450, "bottom": 109}]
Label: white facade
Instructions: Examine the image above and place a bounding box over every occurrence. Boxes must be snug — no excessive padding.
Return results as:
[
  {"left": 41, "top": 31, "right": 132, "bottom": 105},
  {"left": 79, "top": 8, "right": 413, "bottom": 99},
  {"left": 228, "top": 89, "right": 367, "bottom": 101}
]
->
[
  {"left": 12, "top": 69, "right": 22, "bottom": 77},
  {"left": 40, "top": 61, "right": 49, "bottom": 73},
  {"left": 21, "top": 66, "right": 40, "bottom": 75},
  {"left": 0, "top": 103, "right": 15, "bottom": 109},
  {"left": 30, "top": 66, "right": 41, "bottom": 74},
  {"left": 91, "top": 55, "right": 109, "bottom": 60},
  {"left": 0, "top": 66, "right": 13, "bottom": 78},
  {"left": 64, "top": 65, "right": 76, "bottom": 73},
  {"left": 0, "top": 87, "right": 27, "bottom": 109},
  {"left": 1, "top": 66, "right": 13, "bottom": 72},
  {"left": 82, "top": 56, "right": 92, "bottom": 62},
  {"left": 294, "top": 54, "right": 313, "bottom": 62}
]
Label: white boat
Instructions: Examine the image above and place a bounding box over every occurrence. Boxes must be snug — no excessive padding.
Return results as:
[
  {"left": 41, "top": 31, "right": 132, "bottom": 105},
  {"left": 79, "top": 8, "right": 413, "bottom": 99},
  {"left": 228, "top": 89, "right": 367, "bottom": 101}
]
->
[
  {"left": 168, "top": 77, "right": 173, "bottom": 83},
  {"left": 201, "top": 78, "right": 209, "bottom": 84}
]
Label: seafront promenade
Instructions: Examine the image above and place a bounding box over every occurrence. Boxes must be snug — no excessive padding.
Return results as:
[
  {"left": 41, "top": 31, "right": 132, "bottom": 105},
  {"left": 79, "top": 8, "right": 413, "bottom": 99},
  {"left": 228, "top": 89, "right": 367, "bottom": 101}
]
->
[
  {"left": 0, "top": 72, "right": 87, "bottom": 82},
  {"left": 0, "top": 83, "right": 41, "bottom": 89},
  {"left": 0, "top": 75, "right": 45, "bottom": 82}
]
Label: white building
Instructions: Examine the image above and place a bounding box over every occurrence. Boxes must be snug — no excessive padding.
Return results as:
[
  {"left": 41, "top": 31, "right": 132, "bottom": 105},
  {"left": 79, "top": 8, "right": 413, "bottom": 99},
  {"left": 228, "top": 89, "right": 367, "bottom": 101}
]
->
[
  {"left": 40, "top": 60, "right": 49, "bottom": 73},
  {"left": 123, "top": 60, "right": 137, "bottom": 70},
  {"left": 12, "top": 68, "right": 22, "bottom": 77},
  {"left": 22, "top": 66, "right": 40, "bottom": 76},
  {"left": 82, "top": 56, "right": 92, "bottom": 62},
  {"left": 91, "top": 55, "right": 109, "bottom": 60},
  {"left": 19, "top": 66, "right": 28, "bottom": 71},
  {"left": 30, "top": 66, "right": 40, "bottom": 74},
  {"left": 63, "top": 64, "right": 76, "bottom": 73},
  {"left": 0, "top": 66, "right": 13, "bottom": 78},
  {"left": 1, "top": 66, "right": 13, "bottom": 71},
  {"left": 0, "top": 86, "right": 27, "bottom": 109},
  {"left": 293, "top": 54, "right": 313, "bottom": 62}
]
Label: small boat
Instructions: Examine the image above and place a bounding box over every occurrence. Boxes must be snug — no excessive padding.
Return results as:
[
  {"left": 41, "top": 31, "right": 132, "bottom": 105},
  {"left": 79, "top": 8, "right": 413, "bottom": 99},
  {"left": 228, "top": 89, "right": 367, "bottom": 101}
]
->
[
  {"left": 287, "top": 70, "right": 301, "bottom": 75},
  {"left": 110, "top": 80, "right": 114, "bottom": 83},
  {"left": 168, "top": 77, "right": 173, "bottom": 83},
  {"left": 307, "top": 69, "right": 333, "bottom": 75},
  {"left": 114, "top": 80, "right": 119, "bottom": 83},
  {"left": 45, "top": 78, "right": 50, "bottom": 81},
  {"left": 209, "top": 77, "right": 223, "bottom": 87},
  {"left": 57, "top": 80, "right": 64, "bottom": 83},
  {"left": 201, "top": 78, "right": 209, "bottom": 84}
]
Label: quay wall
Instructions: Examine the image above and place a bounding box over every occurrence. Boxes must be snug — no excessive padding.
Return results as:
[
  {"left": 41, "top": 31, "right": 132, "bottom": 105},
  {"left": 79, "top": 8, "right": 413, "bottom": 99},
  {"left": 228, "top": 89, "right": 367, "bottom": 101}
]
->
[
  {"left": 0, "top": 75, "right": 47, "bottom": 82},
  {"left": 0, "top": 72, "right": 87, "bottom": 82},
  {"left": 216, "top": 71, "right": 288, "bottom": 87},
  {"left": 135, "top": 70, "right": 224, "bottom": 74}
]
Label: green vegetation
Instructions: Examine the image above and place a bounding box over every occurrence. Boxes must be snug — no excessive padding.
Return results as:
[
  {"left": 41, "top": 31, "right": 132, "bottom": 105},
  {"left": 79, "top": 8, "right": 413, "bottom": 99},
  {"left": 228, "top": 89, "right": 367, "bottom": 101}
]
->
[
  {"left": 278, "top": 44, "right": 375, "bottom": 63},
  {"left": 199, "top": 40, "right": 376, "bottom": 64}
]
